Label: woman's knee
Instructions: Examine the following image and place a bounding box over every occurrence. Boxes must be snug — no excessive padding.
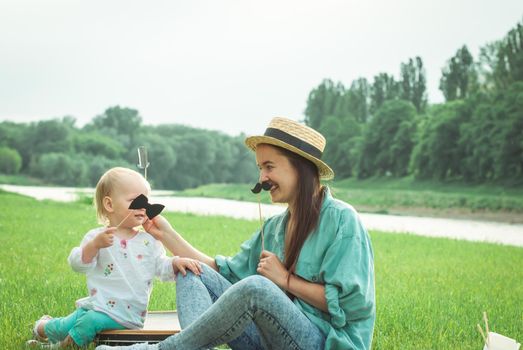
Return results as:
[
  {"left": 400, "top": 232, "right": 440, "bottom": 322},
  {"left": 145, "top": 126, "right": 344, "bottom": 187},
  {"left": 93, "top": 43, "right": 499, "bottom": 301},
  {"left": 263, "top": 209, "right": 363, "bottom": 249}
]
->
[
  {"left": 176, "top": 270, "right": 207, "bottom": 299},
  {"left": 242, "top": 275, "right": 275, "bottom": 288},
  {"left": 177, "top": 270, "right": 199, "bottom": 281},
  {"left": 177, "top": 263, "right": 214, "bottom": 282},
  {"left": 234, "top": 275, "right": 281, "bottom": 300}
]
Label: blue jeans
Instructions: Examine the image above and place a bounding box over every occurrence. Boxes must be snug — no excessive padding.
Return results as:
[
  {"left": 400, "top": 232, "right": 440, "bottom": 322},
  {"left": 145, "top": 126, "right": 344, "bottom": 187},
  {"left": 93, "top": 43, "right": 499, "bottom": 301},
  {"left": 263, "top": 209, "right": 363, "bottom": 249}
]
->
[
  {"left": 159, "top": 264, "right": 325, "bottom": 350},
  {"left": 45, "top": 308, "right": 125, "bottom": 346}
]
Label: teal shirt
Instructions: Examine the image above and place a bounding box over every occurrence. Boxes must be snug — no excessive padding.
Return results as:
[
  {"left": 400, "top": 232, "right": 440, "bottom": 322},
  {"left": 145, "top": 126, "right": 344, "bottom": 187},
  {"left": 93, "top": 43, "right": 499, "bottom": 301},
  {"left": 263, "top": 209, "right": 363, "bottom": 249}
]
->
[{"left": 215, "top": 188, "right": 375, "bottom": 350}]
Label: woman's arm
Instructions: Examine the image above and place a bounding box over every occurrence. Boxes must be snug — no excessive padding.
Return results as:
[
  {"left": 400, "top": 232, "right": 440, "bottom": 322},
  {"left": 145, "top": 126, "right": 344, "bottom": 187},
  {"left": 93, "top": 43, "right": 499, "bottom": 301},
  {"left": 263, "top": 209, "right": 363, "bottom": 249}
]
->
[
  {"left": 257, "top": 250, "right": 327, "bottom": 312},
  {"left": 143, "top": 215, "right": 218, "bottom": 270},
  {"left": 286, "top": 274, "right": 327, "bottom": 312}
]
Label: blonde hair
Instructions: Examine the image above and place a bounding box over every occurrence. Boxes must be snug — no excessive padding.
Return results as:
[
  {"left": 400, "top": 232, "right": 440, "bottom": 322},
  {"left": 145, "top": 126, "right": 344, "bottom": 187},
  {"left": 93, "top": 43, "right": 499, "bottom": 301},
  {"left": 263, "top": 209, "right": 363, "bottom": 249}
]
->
[{"left": 94, "top": 167, "right": 151, "bottom": 225}]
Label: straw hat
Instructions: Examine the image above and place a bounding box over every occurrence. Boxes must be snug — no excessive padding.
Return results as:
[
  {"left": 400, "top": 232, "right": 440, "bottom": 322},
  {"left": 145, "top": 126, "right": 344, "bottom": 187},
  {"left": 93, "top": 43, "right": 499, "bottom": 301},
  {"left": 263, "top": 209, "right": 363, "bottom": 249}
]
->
[{"left": 245, "top": 117, "right": 335, "bottom": 180}]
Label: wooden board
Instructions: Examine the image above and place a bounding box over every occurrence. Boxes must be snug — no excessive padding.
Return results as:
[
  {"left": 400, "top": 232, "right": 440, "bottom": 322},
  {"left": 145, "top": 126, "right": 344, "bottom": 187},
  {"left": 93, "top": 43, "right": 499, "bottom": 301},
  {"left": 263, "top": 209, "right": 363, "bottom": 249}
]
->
[{"left": 95, "top": 311, "right": 180, "bottom": 345}]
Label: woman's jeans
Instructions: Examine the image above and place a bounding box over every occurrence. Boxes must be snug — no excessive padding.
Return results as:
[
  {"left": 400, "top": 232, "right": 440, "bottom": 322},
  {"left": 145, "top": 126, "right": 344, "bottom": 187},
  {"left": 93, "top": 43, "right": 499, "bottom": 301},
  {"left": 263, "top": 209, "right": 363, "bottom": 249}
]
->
[{"left": 159, "top": 264, "right": 325, "bottom": 350}]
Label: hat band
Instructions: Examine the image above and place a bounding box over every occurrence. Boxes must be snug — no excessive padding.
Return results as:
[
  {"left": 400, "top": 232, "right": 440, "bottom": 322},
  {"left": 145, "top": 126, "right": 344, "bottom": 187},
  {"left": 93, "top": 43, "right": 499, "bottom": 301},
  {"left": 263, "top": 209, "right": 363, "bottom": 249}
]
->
[{"left": 264, "top": 128, "right": 323, "bottom": 159}]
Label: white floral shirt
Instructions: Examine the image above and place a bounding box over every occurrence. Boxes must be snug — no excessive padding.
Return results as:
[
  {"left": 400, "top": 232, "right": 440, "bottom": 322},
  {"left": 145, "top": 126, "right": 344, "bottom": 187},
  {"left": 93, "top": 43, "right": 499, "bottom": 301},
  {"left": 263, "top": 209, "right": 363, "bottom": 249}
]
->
[{"left": 68, "top": 227, "right": 175, "bottom": 329}]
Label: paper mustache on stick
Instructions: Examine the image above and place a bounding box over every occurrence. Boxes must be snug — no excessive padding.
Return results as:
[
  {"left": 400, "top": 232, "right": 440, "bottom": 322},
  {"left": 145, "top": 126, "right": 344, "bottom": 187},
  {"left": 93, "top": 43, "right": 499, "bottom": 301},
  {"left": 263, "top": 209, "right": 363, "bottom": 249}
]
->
[
  {"left": 251, "top": 181, "right": 272, "bottom": 193},
  {"left": 129, "top": 194, "right": 165, "bottom": 219},
  {"left": 116, "top": 194, "right": 165, "bottom": 228},
  {"left": 251, "top": 181, "right": 272, "bottom": 252},
  {"left": 478, "top": 311, "right": 521, "bottom": 350}
]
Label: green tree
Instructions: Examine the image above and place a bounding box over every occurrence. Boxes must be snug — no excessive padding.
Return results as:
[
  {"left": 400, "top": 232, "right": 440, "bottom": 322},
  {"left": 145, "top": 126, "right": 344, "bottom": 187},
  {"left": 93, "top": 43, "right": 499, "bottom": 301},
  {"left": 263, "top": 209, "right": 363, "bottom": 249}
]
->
[
  {"left": 439, "top": 45, "right": 478, "bottom": 101},
  {"left": 357, "top": 100, "right": 417, "bottom": 178},
  {"left": 29, "top": 119, "right": 73, "bottom": 155},
  {"left": 87, "top": 106, "right": 142, "bottom": 146},
  {"left": 410, "top": 101, "right": 468, "bottom": 180},
  {"left": 478, "top": 20, "right": 523, "bottom": 91},
  {"left": 459, "top": 83, "right": 523, "bottom": 182},
  {"left": 493, "top": 82, "right": 523, "bottom": 181},
  {"left": 346, "top": 78, "right": 370, "bottom": 123},
  {"left": 230, "top": 134, "right": 258, "bottom": 183},
  {"left": 135, "top": 134, "right": 178, "bottom": 189},
  {"left": 304, "top": 79, "right": 344, "bottom": 130},
  {"left": 83, "top": 155, "right": 129, "bottom": 186},
  {"left": 0, "top": 122, "right": 32, "bottom": 170},
  {"left": 492, "top": 21, "right": 523, "bottom": 88},
  {"left": 29, "top": 153, "right": 88, "bottom": 186},
  {"left": 0, "top": 147, "right": 22, "bottom": 174},
  {"left": 73, "top": 132, "right": 125, "bottom": 159},
  {"left": 370, "top": 73, "right": 399, "bottom": 114},
  {"left": 399, "top": 56, "right": 428, "bottom": 113},
  {"left": 319, "top": 116, "right": 362, "bottom": 178}
]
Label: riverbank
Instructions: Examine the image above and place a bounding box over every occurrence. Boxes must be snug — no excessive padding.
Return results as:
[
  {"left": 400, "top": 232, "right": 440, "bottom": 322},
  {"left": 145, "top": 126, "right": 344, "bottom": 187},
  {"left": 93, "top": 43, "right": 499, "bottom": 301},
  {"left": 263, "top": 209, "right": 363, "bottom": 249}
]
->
[
  {"left": 355, "top": 205, "right": 523, "bottom": 224},
  {"left": 173, "top": 180, "right": 523, "bottom": 224},
  {"left": 2, "top": 184, "right": 523, "bottom": 247}
]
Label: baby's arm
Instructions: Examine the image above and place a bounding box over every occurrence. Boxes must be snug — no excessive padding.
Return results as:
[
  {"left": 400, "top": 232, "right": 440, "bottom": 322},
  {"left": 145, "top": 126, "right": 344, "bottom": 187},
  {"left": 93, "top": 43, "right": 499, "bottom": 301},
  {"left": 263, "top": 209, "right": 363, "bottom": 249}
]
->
[
  {"left": 68, "top": 227, "right": 115, "bottom": 273},
  {"left": 81, "top": 227, "right": 116, "bottom": 263},
  {"left": 172, "top": 256, "right": 203, "bottom": 277}
]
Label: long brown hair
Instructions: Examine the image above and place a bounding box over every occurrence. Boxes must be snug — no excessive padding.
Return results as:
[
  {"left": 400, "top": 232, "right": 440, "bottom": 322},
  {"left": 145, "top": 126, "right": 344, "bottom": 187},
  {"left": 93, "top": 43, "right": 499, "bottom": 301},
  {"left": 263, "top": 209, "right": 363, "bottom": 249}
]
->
[{"left": 273, "top": 145, "right": 325, "bottom": 279}]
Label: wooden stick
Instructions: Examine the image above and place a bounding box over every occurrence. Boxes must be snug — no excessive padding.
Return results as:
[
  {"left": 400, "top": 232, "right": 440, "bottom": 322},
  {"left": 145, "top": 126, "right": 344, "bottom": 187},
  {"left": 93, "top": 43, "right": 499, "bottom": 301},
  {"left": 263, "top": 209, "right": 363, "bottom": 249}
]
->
[
  {"left": 116, "top": 212, "right": 133, "bottom": 228},
  {"left": 477, "top": 324, "right": 487, "bottom": 345},
  {"left": 258, "top": 193, "right": 264, "bottom": 252},
  {"left": 483, "top": 311, "right": 490, "bottom": 345}
]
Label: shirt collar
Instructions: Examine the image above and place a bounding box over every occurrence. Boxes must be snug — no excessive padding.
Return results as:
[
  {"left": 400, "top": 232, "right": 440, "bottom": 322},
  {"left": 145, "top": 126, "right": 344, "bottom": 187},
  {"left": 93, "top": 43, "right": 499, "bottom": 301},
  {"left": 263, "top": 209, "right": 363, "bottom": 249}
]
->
[{"left": 321, "top": 186, "right": 334, "bottom": 211}]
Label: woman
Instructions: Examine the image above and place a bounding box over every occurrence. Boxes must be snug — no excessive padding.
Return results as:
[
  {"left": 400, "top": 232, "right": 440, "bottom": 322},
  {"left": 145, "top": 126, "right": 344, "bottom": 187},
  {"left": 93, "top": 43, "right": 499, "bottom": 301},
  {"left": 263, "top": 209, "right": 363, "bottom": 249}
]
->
[{"left": 97, "top": 117, "right": 375, "bottom": 350}]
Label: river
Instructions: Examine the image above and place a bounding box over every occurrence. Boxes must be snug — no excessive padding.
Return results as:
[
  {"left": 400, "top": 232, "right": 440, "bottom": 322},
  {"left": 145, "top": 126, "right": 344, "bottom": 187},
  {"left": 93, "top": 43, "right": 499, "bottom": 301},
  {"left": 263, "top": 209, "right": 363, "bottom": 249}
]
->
[{"left": 1, "top": 184, "right": 522, "bottom": 248}]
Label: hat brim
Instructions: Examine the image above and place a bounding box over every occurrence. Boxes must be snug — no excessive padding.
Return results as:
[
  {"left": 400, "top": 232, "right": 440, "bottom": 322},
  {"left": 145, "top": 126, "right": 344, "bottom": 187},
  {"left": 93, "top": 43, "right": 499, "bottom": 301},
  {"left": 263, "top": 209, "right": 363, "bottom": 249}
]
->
[{"left": 245, "top": 135, "right": 335, "bottom": 180}]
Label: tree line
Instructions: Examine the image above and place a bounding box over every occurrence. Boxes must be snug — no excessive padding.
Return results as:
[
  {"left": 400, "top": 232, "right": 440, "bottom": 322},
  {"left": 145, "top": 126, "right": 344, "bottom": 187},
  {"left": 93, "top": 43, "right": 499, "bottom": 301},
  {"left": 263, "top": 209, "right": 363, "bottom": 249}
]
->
[
  {"left": 0, "top": 108, "right": 258, "bottom": 189},
  {"left": 305, "top": 19, "right": 523, "bottom": 184},
  {"left": 1, "top": 19, "right": 522, "bottom": 189}
]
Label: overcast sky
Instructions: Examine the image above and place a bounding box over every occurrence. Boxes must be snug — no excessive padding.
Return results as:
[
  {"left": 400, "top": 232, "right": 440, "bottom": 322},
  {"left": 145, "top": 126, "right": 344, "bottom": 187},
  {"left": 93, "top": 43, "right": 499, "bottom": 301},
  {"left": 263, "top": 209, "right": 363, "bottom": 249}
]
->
[{"left": 1, "top": 0, "right": 521, "bottom": 136}]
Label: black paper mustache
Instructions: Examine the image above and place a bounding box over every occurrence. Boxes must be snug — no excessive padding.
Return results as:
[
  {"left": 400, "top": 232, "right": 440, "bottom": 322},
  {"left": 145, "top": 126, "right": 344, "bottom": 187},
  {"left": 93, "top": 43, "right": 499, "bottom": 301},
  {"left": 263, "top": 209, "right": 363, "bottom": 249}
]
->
[
  {"left": 128, "top": 194, "right": 165, "bottom": 219},
  {"left": 251, "top": 181, "right": 273, "bottom": 194}
]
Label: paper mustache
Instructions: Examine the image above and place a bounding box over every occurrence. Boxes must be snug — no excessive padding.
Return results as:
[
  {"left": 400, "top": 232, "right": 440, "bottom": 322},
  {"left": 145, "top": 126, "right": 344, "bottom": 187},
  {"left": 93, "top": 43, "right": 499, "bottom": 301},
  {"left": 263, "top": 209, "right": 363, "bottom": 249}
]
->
[
  {"left": 129, "top": 194, "right": 165, "bottom": 219},
  {"left": 251, "top": 181, "right": 273, "bottom": 194}
]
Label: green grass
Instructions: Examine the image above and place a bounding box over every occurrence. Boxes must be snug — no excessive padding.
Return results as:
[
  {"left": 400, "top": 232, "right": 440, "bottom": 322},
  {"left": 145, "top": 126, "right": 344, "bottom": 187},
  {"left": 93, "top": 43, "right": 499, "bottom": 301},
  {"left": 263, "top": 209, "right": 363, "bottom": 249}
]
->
[
  {"left": 173, "top": 178, "right": 523, "bottom": 217},
  {"left": 0, "top": 174, "right": 47, "bottom": 186},
  {"left": 332, "top": 177, "right": 523, "bottom": 212},
  {"left": 1, "top": 191, "right": 522, "bottom": 349},
  {"left": 172, "top": 183, "right": 262, "bottom": 202}
]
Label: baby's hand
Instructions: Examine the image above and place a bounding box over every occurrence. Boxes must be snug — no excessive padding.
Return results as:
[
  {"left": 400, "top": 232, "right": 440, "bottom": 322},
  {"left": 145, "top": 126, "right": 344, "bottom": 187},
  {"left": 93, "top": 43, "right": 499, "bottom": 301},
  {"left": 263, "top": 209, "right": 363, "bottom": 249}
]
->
[
  {"left": 93, "top": 227, "right": 116, "bottom": 249},
  {"left": 173, "top": 257, "right": 203, "bottom": 277}
]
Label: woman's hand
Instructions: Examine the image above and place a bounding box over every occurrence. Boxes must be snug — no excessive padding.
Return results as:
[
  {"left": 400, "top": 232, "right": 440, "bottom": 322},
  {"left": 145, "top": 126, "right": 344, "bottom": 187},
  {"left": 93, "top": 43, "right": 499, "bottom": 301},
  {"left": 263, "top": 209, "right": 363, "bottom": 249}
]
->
[
  {"left": 257, "top": 250, "right": 290, "bottom": 289},
  {"left": 143, "top": 215, "right": 218, "bottom": 271},
  {"left": 173, "top": 257, "right": 203, "bottom": 277},
  {"left": 142, "top": 215, "right": 172, "bottom": 241}
]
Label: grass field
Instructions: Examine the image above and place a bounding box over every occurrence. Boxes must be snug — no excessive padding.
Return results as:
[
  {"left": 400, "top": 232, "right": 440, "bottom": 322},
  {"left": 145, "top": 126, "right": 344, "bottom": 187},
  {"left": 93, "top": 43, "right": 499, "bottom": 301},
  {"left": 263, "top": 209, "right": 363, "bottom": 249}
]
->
[
  {"left": 1, "top": 190, "right": 522, "bottom": 349},
  {"left": 0, "top": 174, "right": 46, "bottom": 186}
]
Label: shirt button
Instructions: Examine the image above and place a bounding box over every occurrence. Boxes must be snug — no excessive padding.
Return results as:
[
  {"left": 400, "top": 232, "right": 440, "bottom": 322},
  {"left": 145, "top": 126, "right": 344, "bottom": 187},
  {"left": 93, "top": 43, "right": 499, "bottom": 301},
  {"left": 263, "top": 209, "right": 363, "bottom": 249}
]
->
[{"left": 312, "top": 275, "right": 317, "bottom": 282}]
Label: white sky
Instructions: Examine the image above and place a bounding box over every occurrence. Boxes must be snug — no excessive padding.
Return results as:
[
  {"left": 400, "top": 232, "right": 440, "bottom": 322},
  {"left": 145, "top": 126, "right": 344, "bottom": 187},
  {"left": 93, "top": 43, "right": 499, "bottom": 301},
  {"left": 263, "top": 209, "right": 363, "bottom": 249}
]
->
[{"left": 0, "top": 0, "right": 522, "bottom": 136}]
